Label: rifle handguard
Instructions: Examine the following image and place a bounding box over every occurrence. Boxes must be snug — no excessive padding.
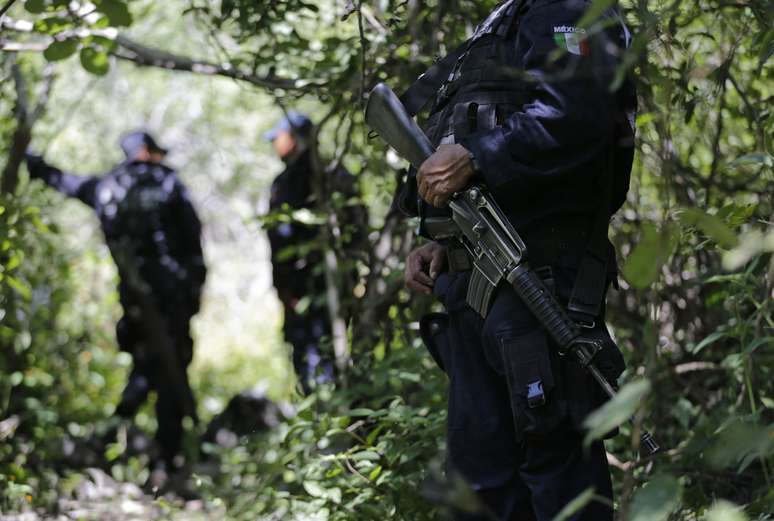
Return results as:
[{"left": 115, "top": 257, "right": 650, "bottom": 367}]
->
[{"left": 507, "top": 264, "right": 581, "bottom": 351}]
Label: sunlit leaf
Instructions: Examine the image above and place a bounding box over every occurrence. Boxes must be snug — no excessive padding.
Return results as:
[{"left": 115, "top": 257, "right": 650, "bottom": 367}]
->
[
  {"left": 80, "top": 47, "right": 111, "bottom": 75},
  {"left": 723, "top": 229, "right": 774, "bottom": 270},
  {"left": 729, "top": 153, "right": 774, "bottom": 168},
  {"left": 704, "top": 500, "right": 749, "bottom": 521},
  {"left": 368, "top": 465, "right": 382, "bottom": 481},
  {"left": 622, "top": 223, "right": 677, "bottom": 289},
  {"left": 348, "top": 408, "right": 375, "bottom": 417},
  {"left": 351, "top": 450, "right": 380, "bottom": 461},
  {"left": 679, "top": 208, "right": 738, "bottom": 249},
  {"left": 302, "top": 480, "right": 326, "bottom": 498},
  {"left": 34, "top": 16, "right": 72, "bottom": 35},
  {"left": 583, "top": 379, "right": 650, "bottom": 446},
  {"left": 6, "top": 276, "right": 31, "bottom": 300}
]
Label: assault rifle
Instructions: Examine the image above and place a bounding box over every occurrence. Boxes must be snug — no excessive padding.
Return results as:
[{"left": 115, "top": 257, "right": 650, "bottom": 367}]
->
[{"left": 365, "top": 83, "right": 659, "bottom": 456}]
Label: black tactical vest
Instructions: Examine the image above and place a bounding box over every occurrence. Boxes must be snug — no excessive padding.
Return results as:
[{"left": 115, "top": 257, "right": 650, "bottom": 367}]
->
[
  {"left": 96, "top": 161, "right": 179, "bottom": 262},
  {"left": 398, "top": 0, "right": 528, "bottom": 220},
  {"left": 400, "top": 0, "right": 636, "bottom": 323}
]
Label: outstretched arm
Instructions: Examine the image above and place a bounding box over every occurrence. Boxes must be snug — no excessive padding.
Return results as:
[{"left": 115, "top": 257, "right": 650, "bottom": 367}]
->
[
  {"left": 25, "top": 153, "right": 98, "bottom": 207},
  {"left": 172, "top": 180, "right": 207, "bottom": 288}
]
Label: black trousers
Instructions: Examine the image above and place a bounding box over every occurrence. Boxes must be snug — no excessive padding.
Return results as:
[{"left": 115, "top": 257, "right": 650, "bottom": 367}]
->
[
  {"left": 283, "top": 306, "right": 334, "bottom": 393},
  {"left": 427, "top": 268, "right": 623, "bottom": 521},
  {"left": 115, "top": 284, "right": 197, "bottom": 464}
]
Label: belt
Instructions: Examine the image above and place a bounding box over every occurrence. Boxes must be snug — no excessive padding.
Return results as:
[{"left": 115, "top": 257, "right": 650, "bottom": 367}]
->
[{"left": 439, "top": 218, "right": 594, "bottom": 273}]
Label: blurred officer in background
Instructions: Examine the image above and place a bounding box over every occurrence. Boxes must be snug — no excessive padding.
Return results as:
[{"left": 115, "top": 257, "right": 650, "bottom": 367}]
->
[
  {"left": 265, "top": 111, "right": 366, "bottom": 393},
  {"left": 26, "top": 130, "right": 206, "bottom": 471}
]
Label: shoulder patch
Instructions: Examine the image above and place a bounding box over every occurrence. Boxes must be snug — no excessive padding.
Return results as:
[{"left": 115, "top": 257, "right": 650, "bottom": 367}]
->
[{"left": 553, "top": 26, "right": 590, "bottom": 56}]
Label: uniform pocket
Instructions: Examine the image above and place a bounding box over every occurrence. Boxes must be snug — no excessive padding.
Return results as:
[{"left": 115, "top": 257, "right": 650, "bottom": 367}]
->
[
  {"left": 498, "top": 328, "right": 566, "bottom": 440},
  {"left": 419, "top": 312, "right": 451, "bottom": 374}
]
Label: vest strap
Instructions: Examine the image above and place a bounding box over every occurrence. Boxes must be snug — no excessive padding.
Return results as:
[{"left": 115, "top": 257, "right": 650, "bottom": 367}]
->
[{"left": 567, "top": 153, "right": 615, "bottom": 325}]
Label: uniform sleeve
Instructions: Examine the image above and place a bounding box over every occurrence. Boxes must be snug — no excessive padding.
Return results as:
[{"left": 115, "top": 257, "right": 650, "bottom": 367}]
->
[
  {"left": 173, "top": 181, "right": 207, "bottom": 287},
  {"left": 266, "top": 182, "right": 299, "bottom": 303},
  {"left": 28, "top": 159, "right": 99, "bottom": 207},
  {"left": 460, "top": 0, "right": 627, "bottom": 195}
]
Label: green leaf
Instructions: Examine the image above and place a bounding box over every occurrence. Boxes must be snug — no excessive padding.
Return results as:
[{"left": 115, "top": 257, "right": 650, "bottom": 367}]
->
[
  {"left": 691, "top": 330, "right": 727, "bottom": 354},
  {"left": 348, "top": 408, "right": 375, "bottom": 417},
  {"left": 729, "top": 153, "right": 774, "bottom": 168},
  {"left": 95, "top": 0, "right": 133, "bottom": 27},
  {"left": 34, "top": 16, "right": 72, "bottom": 35},
  {"left": 707, "top": 422, "right": 774, "bottom": 471},
  {"left": 622, "top": 223, "right": 678, "bottom": 290},
  {"left": 104, "top": 442, "right": 125, "bottom": 461},
  {"left": 351, "top": 450, "right": 380, "bottom": 461},
  {"left": 583, "top": 379, "right": 650, "bottom": 446},
  {"left": 24, "top": 0, "right": 46, "bottom": 13},
  {"left": 742, "top": 337, "right": 773, "bottom": 356},
  {"left": 327, "top": 487, "right": 342, "bottom": 504},
  {"left": 43, "top": 38, "right": 80, "bottom": 62},
  {"left": 704, "top": 500, "right": 749, "bottom": 521},
  {"left": 758, "top": 29, "right": 774, "bottom": 68},
  {"left": 577, "top": 0, "right": 615, "bottom": 28},
  {"left": 679, "top": 208, "right": 739, "bottom": 249},
  {"left": 550, "top": 487, "right": 596, "bottom": 521},
  {"left": 365, "top": 424, "right": 384, "bottom": 445},
  {"left": 80, "top": 47, "right": 110, "bottom": 76},
  {"left": 723, "top": 228, "right": 774, "bottom": 270},
  {"left": 6, "top": 275, "right": 31, "bottom": 300},
  {"left": 302, "top": 480, "right": 327, "bottom": 498},
  {"left": 628, "top": 475, "right": 681, "bottom": 521},
  {"left": 368, "top": 465, "right": 382, "bottom": 481}
]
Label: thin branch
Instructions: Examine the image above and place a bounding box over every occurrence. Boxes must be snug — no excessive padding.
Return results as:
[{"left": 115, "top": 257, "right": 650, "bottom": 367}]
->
[
  {"left": 0, "top": 18, "right": 325, "bottom": 92},
  {"left": 112, "top": 34, "right": 320, "bottom": 91},
  {"left": 356, "top": 1, "right": 367, "bottom": 105},
  {"left": 1, "top": 42, "right": 48, "bottom": 52},
  {"left": 0, "top": 0, "right": 17, "bottom": 20},
  {"left": 2, "top": 63, "right": 31, "bottom": 194}
]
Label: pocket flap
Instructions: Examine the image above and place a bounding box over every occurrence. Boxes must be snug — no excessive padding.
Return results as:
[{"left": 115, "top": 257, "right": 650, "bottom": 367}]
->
[{"left": 498, "top": 329, "right": 555, "bottom": 401}]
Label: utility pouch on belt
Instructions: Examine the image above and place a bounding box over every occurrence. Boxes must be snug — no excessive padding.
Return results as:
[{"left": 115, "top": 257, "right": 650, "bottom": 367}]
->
[
  {"left": 498, "top": 328, "right": 563, "bottom": 439},
  {"left": 419, "top": 313, "right": 451, "bottom": 373}
]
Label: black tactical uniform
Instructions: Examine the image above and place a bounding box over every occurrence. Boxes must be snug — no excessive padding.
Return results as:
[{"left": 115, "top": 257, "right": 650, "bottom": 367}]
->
[
  {"left": 268, "top": 149, "right": 365, "bottom": 392},
  {"left": 27, "top": 152, "right": 206, "bottom": 465},
  {"left": 403, "top": 0, "right": 636, "bottom": 519}
]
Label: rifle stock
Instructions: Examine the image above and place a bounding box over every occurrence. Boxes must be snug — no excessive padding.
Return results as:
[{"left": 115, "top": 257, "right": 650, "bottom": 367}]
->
[{"left": 365, "top": 83, "right": 434, "bottom": 169}]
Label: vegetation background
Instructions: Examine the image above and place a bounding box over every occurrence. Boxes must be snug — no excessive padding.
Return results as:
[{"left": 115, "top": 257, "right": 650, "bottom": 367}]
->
[{"left": 0, "top": 0, "right": 772, "bottom": 519}]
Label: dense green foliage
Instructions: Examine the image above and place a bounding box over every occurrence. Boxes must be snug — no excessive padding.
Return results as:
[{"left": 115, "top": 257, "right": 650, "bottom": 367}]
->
[{"left": 1, "top": 0, "right": 773, "bottom": 519}]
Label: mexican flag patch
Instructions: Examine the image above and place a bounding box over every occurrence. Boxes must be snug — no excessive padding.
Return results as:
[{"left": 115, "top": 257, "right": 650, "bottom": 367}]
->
[{"left": 553, "top": 25, "right": 590, "bottom": 56}]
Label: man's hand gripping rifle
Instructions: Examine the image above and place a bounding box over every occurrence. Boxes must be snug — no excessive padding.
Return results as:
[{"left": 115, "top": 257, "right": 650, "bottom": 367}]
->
[{"left": 365, "top": 83, "right": 659, "bottom": 456}]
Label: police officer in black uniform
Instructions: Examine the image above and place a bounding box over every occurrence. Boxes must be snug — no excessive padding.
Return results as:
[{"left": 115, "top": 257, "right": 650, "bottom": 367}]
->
[
  {"left": 265, "top": 112, "right": 366, "bottom": 393},
  {"left": 401, "top": 1, "right": 635, "bottom": 519},
  {"left": 25, "top": 131, "right": 206, "bottom": 469}
]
